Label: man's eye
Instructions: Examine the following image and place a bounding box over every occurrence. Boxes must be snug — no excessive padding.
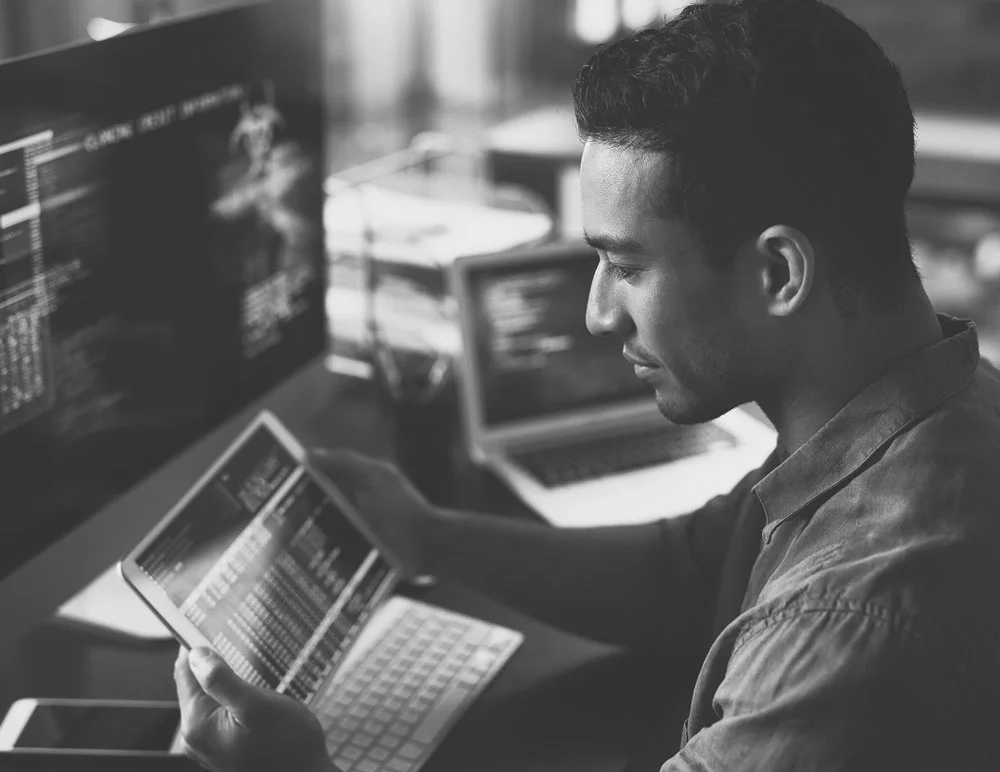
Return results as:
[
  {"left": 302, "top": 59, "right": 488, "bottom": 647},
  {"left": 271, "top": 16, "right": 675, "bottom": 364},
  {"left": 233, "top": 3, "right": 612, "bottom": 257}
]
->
[{"left": 606, "top": 262, "right": 640, "bottom": 281}]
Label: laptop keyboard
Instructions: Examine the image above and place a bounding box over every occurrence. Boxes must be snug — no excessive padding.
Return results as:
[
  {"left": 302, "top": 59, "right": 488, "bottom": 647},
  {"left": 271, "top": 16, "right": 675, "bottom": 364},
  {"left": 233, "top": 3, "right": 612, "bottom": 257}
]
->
[
  {"left": 512, "top": 422, "right": 737, "bottom": 488},
  {"left": 314, "top": 598, "right": 522, "bottom": 772}
]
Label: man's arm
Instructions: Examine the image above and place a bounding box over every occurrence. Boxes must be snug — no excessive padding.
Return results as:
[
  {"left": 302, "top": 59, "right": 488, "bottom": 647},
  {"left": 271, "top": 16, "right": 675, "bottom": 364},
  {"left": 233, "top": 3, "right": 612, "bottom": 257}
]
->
[
  {"left": 313, "top": 449, "right": 763, "bottom": 651},
  {"left": 423, "top": 495, "right": 738, "bottom": 651}
]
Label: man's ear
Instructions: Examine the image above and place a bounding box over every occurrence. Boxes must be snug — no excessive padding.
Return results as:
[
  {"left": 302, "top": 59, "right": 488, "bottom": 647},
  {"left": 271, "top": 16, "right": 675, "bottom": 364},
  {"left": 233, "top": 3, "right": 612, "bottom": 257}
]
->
[{"left": 755, "top": 225, "right": 815, "bottom": 317}]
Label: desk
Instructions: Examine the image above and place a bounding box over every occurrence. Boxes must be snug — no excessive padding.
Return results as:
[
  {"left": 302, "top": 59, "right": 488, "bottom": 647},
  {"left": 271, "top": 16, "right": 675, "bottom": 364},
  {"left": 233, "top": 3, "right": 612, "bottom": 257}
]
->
[{"left": 12, "top": 367, "right": 692, "bottom": 772}]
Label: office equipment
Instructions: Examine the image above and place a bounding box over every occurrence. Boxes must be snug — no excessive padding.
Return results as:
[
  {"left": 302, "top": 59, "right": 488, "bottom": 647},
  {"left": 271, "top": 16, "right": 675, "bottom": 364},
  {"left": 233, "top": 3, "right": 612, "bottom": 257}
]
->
[
  {"left": 0, "top": 0, "right": 325, "bottom": 699},
  {"left": 325, "top": 148, "right": 553, "bottom": 384},
  {"left": 0, "top": 698, "right": 182, "bottom": 756},
  {"left": 451, "top": 241, "right": 776, "bottom": 527},
  {"left": 485, "top": 105, "right": 584, "bottom": 240},
  {"left": 120, "top": 411, "right": 522, "bottom": 772},
  {"left": 15, "top": 368, "right": 690, "bottom": 772}
]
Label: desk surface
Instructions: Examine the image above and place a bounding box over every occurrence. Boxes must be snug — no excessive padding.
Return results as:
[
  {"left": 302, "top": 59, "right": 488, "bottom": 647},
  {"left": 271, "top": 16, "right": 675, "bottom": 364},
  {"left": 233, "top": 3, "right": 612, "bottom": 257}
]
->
[{"left": 10, "top": 366, "right": 689, "bottom": 772}]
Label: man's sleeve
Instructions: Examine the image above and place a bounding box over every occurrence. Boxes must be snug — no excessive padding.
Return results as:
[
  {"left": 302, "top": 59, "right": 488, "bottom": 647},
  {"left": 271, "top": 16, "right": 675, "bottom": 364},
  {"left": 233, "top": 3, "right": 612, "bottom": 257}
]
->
[
  {"left": 652, "top": 459, "right": 774, "bottom": 653},
  {"left": 662, "top": 597, "right": 980, "bottom": 771}
]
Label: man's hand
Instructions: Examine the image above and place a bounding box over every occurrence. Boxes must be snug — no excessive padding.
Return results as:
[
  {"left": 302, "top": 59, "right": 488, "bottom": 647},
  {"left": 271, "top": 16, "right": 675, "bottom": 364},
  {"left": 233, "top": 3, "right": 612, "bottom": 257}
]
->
[
  {"left": 175, "top": 647, "right": 333, "bottom": 772},
  {"left": 308, "top": 448, "right": 440, "bottom": 580}
]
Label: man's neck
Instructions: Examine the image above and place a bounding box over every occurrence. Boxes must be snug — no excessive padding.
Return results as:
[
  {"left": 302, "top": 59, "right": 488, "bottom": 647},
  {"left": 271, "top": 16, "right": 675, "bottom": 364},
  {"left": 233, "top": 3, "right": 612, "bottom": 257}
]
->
[{"left": 760, "top": 292, "right": 944, "bottom": 456}]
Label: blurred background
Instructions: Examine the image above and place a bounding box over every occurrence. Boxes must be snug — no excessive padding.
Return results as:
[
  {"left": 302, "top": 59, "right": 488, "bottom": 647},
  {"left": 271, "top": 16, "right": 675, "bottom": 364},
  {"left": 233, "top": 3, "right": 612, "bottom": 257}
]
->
[
  {"left": 2, "top": 0, "right": 999, "bottom": 361},
  {"left": 3, "top": 1, "right": 998, "bottom": 157}
]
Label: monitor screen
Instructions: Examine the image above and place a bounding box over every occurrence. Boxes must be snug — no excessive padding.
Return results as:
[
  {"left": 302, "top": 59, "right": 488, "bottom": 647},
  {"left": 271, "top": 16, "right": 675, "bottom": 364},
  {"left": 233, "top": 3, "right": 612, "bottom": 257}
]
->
[
  {"left": 135, "top": 423, "right": 393, "bottom": 701},
  {"left": 0, "top": 2, "right": 325, "bottom": 579},
  {"left": 465, "top": 246, "right": 648, "bottom": 428}
]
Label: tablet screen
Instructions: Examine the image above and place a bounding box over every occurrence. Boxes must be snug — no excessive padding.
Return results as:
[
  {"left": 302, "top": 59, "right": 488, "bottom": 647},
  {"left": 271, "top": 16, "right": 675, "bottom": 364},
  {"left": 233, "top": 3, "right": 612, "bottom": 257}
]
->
[{"left": 134, "top": 424, "right": 395, "bottom": 701}]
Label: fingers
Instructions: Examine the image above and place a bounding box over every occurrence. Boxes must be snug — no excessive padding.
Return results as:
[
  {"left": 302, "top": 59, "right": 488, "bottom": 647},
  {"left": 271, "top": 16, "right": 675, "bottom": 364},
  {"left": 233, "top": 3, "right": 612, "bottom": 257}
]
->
[
  {"left": 308, "top": 446, "right": 367, "bottom": 464},
  {"left": 308, "top": 447, "right": 371, "bottom": 480},
  {"left": 187, "top": 648, "right": 257, "bottom": 723},
  {"left": 308, "top": 448, "right": 383, "bottom": 503},
  {"left": 175, "top": 646, "right": 209, "bottom": 716},
  {"left": 175, "top": 647, "right": 223, "bottom": 757}
]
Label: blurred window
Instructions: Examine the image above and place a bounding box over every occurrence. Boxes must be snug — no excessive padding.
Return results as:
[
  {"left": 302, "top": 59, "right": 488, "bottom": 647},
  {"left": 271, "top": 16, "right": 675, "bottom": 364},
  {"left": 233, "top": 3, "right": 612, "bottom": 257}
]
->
[
  {"left": 567, "top": 0, "right": 1000, "bottom": 116},
  {"left": 828, "top": 0, "right": 1000, "bottom": 116},
  {"left": 572, "top": 0, "right": 691, "bottom": 43}
]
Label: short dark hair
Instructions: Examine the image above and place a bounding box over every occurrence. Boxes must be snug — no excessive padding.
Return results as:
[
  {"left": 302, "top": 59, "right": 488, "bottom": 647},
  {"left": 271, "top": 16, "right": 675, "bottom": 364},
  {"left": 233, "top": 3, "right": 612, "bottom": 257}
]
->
[{"left": 573, "top": 0, "right": 918, "bottom": 312}]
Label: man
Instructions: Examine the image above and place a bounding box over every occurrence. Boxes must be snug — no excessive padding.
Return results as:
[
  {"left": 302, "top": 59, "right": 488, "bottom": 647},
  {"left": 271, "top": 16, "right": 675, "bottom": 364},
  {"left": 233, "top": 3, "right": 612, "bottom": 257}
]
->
[{"left": 175, "top": 1, "right": 1000, "bottom": 769}]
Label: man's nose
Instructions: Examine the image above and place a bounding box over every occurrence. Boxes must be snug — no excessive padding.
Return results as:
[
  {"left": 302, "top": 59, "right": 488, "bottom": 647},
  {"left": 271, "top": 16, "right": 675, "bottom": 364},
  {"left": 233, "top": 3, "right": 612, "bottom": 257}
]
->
[{"left": 586, "top": 267, "right": 628, "bottom": 337}]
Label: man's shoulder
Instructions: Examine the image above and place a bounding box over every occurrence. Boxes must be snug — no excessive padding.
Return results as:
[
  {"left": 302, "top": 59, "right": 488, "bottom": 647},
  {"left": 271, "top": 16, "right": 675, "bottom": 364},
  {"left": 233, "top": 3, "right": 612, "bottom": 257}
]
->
[
  {"left": 746, "top": 525, "right": 1000, "bottom": 678},
  {"left": 753, "top": 358, "right": 1000, "bottom": 634},
  {"left": 914, "top": 354, "right": 1000, "bottom": 448},
  {"left": 734, "top": 348, "right": 1000, "bottom": 653},
  {"left": 824, "top": 354, "right": 1000, "bottom": 557}
]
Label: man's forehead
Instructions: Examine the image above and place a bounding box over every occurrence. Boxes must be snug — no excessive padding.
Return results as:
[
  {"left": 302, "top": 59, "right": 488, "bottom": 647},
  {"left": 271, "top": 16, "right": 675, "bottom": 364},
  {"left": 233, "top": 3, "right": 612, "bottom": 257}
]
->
[
  {"left": 580, "top": 141, "right": 669, "bottom": 179},
  {"left": 580, "top": 141, "right": 672, "bottom": 223}
]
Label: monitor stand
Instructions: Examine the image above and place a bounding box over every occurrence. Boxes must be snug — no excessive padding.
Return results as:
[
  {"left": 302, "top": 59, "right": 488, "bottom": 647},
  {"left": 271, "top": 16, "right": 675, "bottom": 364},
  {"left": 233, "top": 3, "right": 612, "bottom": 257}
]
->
[{"left": 56, "top": 563, "right": 172, "bottom": 641}]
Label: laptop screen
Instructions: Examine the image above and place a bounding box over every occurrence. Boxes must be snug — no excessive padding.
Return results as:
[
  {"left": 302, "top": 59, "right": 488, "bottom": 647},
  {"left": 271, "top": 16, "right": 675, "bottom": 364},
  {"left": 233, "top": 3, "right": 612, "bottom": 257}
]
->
[
  {"left": 465, "top": 245, "right": 648, "bottom": 428},
  {"left": 135, "top": 422, "right": 394, "bottom": 701}
]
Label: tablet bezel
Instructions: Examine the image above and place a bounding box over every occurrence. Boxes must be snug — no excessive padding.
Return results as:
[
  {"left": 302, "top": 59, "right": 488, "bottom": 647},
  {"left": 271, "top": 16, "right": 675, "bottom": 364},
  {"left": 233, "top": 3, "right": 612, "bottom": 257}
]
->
[{"left": 118, "top": 410, "right": 403, "bottom": 669}]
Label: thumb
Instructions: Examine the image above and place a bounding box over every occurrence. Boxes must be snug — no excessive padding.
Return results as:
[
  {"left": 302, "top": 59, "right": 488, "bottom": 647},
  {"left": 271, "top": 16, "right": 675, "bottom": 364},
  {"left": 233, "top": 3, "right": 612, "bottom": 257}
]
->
[
  {"left": 188, "top": 648, "right": 257, "bottom": 718},
  {"left": 308, "top": 447, "right": 374, "bottom": 490},
  {"left": 308, "top": 447, "right": 369, "bottom": 472}
]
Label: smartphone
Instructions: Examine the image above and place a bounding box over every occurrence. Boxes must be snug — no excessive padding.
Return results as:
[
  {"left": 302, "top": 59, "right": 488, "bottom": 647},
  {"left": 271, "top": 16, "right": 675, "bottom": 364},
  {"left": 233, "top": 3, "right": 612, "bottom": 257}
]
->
[{"left": 0, "top": 699, "right": 183, "bottom": 757}]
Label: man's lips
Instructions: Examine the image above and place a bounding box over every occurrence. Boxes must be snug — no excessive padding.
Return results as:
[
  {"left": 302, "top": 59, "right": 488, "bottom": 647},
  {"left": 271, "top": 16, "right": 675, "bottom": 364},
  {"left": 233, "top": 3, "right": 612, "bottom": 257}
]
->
[{"left": 623, "top": 350, "right": 658, "bottom": 368}]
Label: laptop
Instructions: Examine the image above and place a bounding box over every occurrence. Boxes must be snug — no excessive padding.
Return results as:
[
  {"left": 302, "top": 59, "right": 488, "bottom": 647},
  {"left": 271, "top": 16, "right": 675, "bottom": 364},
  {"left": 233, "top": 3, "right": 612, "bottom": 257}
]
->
[
  {"left": 119, "top": 410, "right": 522, "bottom": 772},
  {"left": 450, "top": 241, "right": 776, "bottom": 528}
]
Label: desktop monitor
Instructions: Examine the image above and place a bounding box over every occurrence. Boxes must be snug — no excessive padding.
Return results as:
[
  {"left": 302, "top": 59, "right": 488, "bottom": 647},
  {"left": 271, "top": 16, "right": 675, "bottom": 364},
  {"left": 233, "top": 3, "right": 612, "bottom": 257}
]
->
[{"left": 0, "top": 0, "right": 326, "bottom": 684}]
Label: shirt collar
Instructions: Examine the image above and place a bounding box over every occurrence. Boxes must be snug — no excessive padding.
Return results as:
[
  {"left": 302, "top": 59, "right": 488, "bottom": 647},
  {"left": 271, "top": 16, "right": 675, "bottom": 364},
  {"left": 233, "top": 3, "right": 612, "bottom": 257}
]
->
[{"left": 753, "top": 314, "right": 980, "bottom": 541}]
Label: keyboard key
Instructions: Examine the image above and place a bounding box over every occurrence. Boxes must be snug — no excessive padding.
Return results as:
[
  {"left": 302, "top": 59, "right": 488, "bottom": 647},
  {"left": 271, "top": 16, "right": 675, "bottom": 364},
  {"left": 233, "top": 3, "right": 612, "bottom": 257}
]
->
[
  {"left": 387, "top": 760, "right": 412, "bottom": 772},
  {"left": 399, "top": 742, "right": 424, "bottom": 760},
  {"left": 355, "top": 761, "right": 379, "bottom": 772},
  {"left": 379, "top": 735, "right": 401, "bottom": 749},
  {"left": 458, "top": 672, "right": 480, "bottom": 687},
  {"left": 485, "top": 629, "right": 516, "bottom": 651},
  {"left": 413, "top": 684, "right": 473, "bottom": 745},
  {"left": 468, "top": 650, "right": 497, "bottom": 674},
  {"left": 369, "top": 747, "right": 390, "bottom": 762},
  {"left": 353, "top": 733, "right": 374, "bottom": 748},
  {"left": 333, "top": 757, "right": 352, "bottom": 771},
  {"left": 363, "top": 720, "right": 385, "bottom": 736},
  {"left": 342, "top": 746, "right": 363, "bottom": 761}
]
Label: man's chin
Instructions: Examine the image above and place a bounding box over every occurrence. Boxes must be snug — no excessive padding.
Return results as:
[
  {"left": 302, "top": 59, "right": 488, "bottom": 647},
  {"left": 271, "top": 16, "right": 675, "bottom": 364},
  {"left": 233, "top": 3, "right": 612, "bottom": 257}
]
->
[{"left": 654, "top": 391, "right": 729, "bottom": 425}]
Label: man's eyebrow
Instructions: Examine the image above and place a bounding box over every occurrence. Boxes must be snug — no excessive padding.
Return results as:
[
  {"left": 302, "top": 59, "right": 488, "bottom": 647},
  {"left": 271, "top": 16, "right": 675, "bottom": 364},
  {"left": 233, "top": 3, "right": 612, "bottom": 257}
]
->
[{"left": 582, "top": 232, "right": 645, "bottom": 256}]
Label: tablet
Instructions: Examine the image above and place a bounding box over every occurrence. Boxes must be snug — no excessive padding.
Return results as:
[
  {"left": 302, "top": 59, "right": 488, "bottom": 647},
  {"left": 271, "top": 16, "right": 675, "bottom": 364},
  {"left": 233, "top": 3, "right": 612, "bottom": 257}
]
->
[{"left": 119, "top": 410, "right": 401, "bottom": 699}]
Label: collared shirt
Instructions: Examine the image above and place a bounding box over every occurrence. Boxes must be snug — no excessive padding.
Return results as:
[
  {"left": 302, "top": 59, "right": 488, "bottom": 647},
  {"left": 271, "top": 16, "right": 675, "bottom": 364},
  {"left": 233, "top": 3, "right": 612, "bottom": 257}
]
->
[{"left": 658, "top": 315, "right": 1000, "bottom": 771}]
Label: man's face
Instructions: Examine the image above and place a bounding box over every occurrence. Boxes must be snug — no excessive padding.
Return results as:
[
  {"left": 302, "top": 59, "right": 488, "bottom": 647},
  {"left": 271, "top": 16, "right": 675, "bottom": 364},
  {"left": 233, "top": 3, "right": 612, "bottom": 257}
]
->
[{"left": 580, "top": 141, "right": 760, "bottom": 424}]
